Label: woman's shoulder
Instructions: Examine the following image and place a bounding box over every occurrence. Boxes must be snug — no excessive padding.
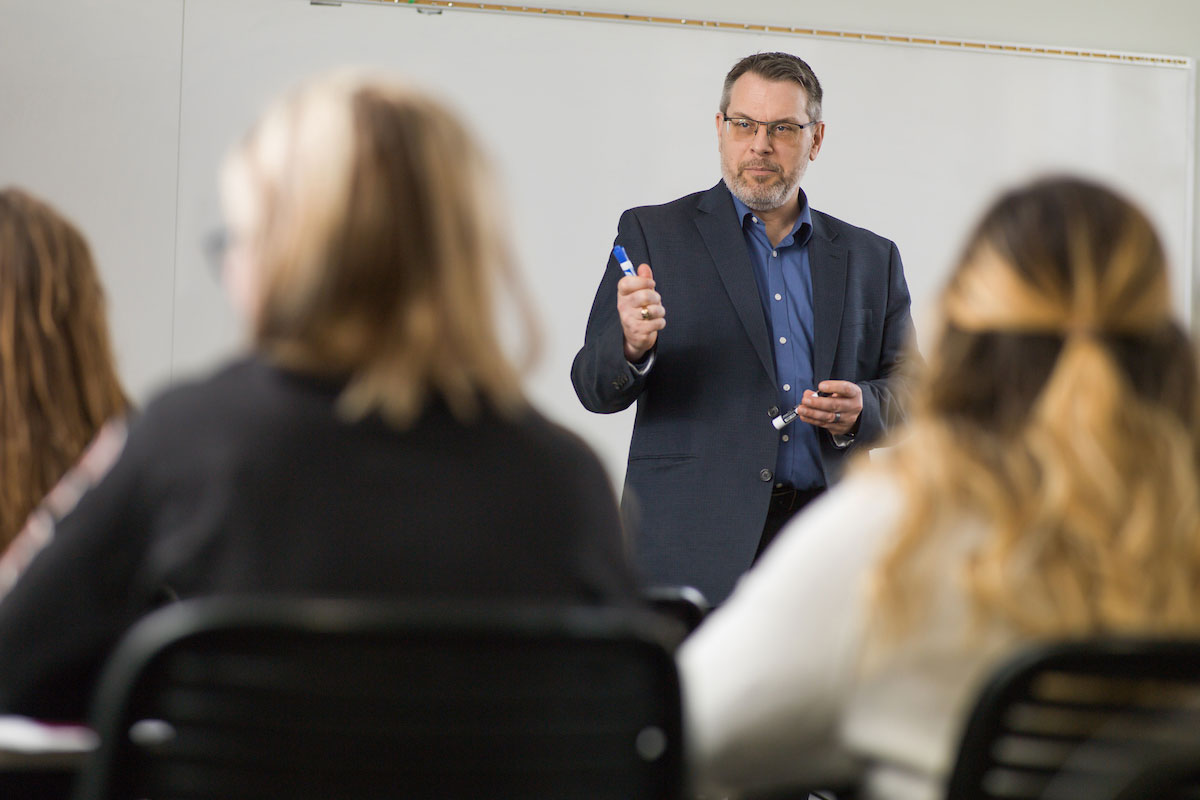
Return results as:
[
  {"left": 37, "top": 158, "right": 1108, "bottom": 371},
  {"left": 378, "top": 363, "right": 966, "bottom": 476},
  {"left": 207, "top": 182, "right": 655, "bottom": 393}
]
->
[
  {"left": 780, "top": 472, "right": 906, "bottom": 552},
  {"left": 133, "top": 356, "right": 331, "bottom": 436},
  {"left": 505, "top": 405, "right": 598, "bottom": 451},
  {"left": 138, "top": 356, "right": 279, "bottom": 413},
  {"left": 500, "top": 407, "right": 610, "bottom": 474}
]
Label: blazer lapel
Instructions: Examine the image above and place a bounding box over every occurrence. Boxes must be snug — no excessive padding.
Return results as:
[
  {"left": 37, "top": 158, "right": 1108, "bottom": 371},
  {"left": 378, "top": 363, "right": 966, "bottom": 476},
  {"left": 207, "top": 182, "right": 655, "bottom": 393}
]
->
[
  {"left": 694, "top": 184, "right": 775, "bottom": 380},
  {"left": 810, "top": 211, "right": 847, "bottom": 382}
]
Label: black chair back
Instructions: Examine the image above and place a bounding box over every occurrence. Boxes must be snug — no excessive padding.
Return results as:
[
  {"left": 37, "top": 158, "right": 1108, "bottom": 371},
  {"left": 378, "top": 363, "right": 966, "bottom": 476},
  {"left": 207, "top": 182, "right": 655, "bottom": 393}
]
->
[
  {"left": 643, "top": 586, "right": 711, "bottom": 634},
  {"left": 1103, "top": 742, "right": 1200, "bottom": 800},
  {"left": 944, "top": 638, "right": 1200, "bottom": 800},
  {"left": 73, "top": 598, "right": 684, "bottom": 800}
]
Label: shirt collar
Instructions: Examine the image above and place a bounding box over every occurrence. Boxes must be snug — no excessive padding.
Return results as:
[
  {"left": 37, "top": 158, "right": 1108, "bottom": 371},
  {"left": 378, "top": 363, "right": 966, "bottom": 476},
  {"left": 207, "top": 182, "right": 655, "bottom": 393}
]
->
[{"left": 729, "top": 186, "right": 813, "bottom": 247}]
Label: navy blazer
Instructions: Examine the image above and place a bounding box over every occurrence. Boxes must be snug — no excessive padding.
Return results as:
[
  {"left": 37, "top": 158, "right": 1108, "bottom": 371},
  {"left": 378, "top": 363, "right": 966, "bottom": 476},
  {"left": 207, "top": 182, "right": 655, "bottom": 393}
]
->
[{"left": 572, "top": 182, "right": 917, "bottom": 602}]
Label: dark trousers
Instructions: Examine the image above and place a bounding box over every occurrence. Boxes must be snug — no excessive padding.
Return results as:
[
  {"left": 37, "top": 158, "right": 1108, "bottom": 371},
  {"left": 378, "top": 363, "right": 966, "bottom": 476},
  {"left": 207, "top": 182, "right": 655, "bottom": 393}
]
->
[{"left": 754, "top": 484, "right": 826, "bottom": 561}]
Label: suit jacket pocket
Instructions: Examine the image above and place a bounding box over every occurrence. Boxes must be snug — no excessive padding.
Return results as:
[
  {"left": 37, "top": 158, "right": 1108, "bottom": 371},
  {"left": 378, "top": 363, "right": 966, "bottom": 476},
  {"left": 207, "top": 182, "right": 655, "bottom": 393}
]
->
[
  {"left": 628, "top": 453, "right": 698, "bottom": 465},
  {"left": 627, "top": 453, "right": 698, "bottom": 481}
]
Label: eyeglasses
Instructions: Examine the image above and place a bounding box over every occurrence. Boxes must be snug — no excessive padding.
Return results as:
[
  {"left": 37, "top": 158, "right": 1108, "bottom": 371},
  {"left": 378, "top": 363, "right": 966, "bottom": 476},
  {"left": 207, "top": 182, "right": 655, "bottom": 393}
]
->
[{"left": 722, "top": 115, "right": 820, "bottom": 146}]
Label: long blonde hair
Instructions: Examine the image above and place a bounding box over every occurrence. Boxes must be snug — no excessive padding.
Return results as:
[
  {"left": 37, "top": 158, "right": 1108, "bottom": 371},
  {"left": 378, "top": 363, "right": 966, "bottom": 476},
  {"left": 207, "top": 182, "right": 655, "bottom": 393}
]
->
[
  {"left": 870, "top": 176, "right": 1200, "bottom": 642},
  {"left": 0, "top": 188, "right": 129, "bottom": 549},
  {"left": 220, "top": 71, "right": 536, "bottom": 427}
]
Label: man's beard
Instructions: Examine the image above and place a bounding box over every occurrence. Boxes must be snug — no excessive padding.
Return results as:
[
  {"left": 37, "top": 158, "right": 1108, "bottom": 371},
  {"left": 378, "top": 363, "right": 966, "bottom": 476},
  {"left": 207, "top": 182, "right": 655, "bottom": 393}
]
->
[{"left": 722, "top": 159, "right": 802, "bottom": 212}]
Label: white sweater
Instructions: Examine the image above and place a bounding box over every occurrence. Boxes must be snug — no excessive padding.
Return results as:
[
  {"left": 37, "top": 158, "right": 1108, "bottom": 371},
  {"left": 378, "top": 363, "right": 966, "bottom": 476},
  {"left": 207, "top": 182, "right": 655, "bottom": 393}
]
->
[{"left": 679, "top": 473, "right": 1019, "bottom": 800}]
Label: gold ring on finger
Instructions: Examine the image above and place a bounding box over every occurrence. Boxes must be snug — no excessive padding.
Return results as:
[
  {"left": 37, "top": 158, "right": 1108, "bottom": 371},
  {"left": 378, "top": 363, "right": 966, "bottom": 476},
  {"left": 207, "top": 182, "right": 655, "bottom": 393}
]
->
[{"left": 640, "top": 307, "right": 650, "bottom": 321}]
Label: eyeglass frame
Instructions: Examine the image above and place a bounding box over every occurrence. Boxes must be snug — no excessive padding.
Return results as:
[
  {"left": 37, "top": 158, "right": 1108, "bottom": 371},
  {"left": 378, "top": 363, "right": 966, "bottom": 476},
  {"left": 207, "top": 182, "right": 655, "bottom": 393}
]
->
[{"left": 720, "top": 114, "right": 821, "bottom": 143}]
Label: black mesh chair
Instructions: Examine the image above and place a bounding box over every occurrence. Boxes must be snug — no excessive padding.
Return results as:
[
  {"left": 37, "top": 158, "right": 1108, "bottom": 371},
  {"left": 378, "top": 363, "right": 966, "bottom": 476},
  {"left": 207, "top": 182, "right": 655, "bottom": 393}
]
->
[
  {"left": 944, "top": 637, "right": 1200, "bottom": 800},
  {"left": 72, "top": 598, "right": 685, "bottom": 800},
  {"left": 1102, "top": 743, "right": 1200, "bottom": 800}
]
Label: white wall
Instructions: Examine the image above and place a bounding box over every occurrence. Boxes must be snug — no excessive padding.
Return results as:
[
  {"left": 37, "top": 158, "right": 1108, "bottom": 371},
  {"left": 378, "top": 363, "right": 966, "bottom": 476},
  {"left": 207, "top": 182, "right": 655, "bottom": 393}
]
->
[
  {"left": 0, "top": 0, "right": 183, "bottom": 400},
  {"left": 2, "top": 0, "right": 1198, "bottom": 490}
]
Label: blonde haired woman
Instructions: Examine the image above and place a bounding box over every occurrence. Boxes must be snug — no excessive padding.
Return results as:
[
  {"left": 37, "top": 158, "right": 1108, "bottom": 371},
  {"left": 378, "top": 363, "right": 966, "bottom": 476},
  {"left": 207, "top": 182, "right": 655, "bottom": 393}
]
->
[
  {"left": 0, "top": 72, "right": 637, "bottom": 721},
  {"left": 0, "top": 188, "right": 129, "bottom": 586},
  {"left": 679, "top": 176, "right": 1200, "bottom": 800}
]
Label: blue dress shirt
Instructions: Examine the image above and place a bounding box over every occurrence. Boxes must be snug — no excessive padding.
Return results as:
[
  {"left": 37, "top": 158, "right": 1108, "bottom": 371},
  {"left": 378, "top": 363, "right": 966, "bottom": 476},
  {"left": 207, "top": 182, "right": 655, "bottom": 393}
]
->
[{"left": 729, "top": 189, "right": 824, "bottom": 491}]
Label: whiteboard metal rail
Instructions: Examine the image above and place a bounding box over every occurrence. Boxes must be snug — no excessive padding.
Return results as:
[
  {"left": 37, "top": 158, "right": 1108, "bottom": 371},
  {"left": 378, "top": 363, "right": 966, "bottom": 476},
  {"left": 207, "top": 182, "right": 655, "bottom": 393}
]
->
[{"left": 334, "top": 0, "right": 1192, "bottom": 67}]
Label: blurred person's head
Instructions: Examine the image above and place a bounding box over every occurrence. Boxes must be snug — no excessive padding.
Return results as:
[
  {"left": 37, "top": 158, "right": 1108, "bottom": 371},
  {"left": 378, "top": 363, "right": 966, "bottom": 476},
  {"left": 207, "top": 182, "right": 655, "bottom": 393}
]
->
[
  {"left": 218, "top": 71, "right": 534, "bottom": 428},
  {"left": 872, "top": 176, "right": 1200, "bottom": 641},
  {"left": 0, "top": 188, "right": 129, "bottom": 549}
]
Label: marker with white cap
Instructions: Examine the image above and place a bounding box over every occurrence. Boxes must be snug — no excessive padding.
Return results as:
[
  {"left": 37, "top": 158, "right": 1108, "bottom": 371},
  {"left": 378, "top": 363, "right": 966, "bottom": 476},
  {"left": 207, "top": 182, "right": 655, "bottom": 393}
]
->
[
  {"left": 771, "top": 391, "right": 833, "bottom": 430},
  {"left": 771, "top": 406, "right": 799, "bottom": 430}
]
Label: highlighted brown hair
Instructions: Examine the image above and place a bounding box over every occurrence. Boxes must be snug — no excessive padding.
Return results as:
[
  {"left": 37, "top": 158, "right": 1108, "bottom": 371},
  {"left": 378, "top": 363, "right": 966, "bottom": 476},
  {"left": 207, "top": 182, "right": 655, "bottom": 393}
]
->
[{"left": 870, "top": 176, "right": 1200, "bottom": 641}]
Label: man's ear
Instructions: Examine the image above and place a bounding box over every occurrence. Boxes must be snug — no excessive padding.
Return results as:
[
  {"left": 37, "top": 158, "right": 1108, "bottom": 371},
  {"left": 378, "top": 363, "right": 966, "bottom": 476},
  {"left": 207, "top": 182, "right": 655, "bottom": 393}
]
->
[{"left": 809, "top": 121, "right": 825, "bottom": 160}]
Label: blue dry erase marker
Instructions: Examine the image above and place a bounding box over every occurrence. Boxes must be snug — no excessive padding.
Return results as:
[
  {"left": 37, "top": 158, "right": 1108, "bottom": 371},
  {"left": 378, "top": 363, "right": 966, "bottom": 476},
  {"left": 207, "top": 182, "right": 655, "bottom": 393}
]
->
[{"left": 612, "top": 245, "right": 638, "bottom": 278}]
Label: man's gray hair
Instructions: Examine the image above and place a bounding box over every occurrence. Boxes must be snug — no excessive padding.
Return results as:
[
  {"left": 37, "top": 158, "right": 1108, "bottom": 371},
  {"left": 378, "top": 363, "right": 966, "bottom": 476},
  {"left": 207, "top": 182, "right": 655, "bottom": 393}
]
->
[{"left": 720, "top": 52, "right": 823, "bottom": 123}]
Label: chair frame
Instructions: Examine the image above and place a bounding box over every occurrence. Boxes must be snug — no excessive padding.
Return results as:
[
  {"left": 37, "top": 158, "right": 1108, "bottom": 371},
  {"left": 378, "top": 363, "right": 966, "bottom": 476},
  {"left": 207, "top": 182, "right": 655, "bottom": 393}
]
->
[
  {"left": 944, "top": 637, "right": 1200, "bottom": 800},
  {"left": 643, "top": 585, "right": 711, "bottom": 634},
  {"left": 73, "top": 597, "right": 685, "bottom": 800}
]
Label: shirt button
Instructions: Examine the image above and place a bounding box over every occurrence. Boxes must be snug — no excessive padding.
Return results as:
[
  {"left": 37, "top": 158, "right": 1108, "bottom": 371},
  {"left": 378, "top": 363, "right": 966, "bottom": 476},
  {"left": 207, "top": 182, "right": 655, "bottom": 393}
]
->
[
  {"left": 774, "top": 293, "right": 782, "bottom": 301},
  {"left": 752, "top": 216, "right": 760, "bottom": 224},
  {"left": 779, "top": 336, "right": 787, "bottom": 344},
  {"left": 783, "top": 383, "right": 791, "bottom": 392},
  {"left": 782, "top": 434, "right": 790, "bottom": 442},
  {"left": 771, "top": 250, "right": 778, "bottom": 257},
  {"left": 768, "top": 406, "right": 780, "bottom": 417},
  {"left": 760, "top": 469, "right": 773, "bottom": 482}
]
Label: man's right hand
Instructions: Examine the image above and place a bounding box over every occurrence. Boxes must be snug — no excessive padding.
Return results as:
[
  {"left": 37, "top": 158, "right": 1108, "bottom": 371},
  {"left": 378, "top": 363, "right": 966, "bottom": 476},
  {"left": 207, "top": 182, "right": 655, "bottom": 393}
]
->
[{"left": 618, "top": 263, "right": 666, "bottom": 361}]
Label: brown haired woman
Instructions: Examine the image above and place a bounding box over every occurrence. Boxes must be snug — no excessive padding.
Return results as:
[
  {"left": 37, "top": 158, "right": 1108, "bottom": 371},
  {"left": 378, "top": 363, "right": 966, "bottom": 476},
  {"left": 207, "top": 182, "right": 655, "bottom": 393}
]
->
[
  {"left": 679, "top": 176, "right": 1200, "bottom": 800},
  {"left": 0, "top": 72, "right": 638, "bottom": 722},
  {"left": 0, "top": 188, "right": 130, "bottom": 591}
]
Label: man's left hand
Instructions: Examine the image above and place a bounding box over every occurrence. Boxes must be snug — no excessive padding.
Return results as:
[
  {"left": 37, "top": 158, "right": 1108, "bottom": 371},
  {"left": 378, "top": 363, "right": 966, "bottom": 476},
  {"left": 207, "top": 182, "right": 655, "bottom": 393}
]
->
[{"left": 796, "top": 380, "right": 862, "bottom": 436}]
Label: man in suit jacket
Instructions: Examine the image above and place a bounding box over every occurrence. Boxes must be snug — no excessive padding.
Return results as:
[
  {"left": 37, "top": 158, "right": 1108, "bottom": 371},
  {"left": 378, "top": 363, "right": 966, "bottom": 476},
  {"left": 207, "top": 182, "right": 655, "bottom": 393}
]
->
[{"left": 571, "top": 52, "right": 918, "bottom": 604}]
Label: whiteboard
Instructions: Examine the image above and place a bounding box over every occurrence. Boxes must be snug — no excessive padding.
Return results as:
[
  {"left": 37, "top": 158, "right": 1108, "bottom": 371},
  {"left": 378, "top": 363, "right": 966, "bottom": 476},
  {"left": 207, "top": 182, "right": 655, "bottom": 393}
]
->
[{"left": 4, "top": 0, "right": 1195, "bottom": 489}]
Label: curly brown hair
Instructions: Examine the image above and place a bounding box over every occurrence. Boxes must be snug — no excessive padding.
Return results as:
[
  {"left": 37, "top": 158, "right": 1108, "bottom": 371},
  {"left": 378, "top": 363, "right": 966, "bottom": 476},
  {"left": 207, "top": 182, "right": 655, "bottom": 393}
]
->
[{"left": 0, "top": 188, "right": 129, "bottom": 549}]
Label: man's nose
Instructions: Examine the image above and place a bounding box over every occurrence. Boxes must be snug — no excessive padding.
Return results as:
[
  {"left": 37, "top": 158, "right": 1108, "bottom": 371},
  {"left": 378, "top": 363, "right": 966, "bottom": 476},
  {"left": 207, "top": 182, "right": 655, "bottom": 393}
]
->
[{"left": 751, "top": 123, "right": 773, "bottom": 152}]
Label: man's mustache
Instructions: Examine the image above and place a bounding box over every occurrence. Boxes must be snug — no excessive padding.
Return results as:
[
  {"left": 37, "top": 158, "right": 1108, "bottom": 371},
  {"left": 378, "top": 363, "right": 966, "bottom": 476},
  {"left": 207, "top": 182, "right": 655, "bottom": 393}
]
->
[{"left": 739, "top": 161, "right": 781, "bottom": 174}]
